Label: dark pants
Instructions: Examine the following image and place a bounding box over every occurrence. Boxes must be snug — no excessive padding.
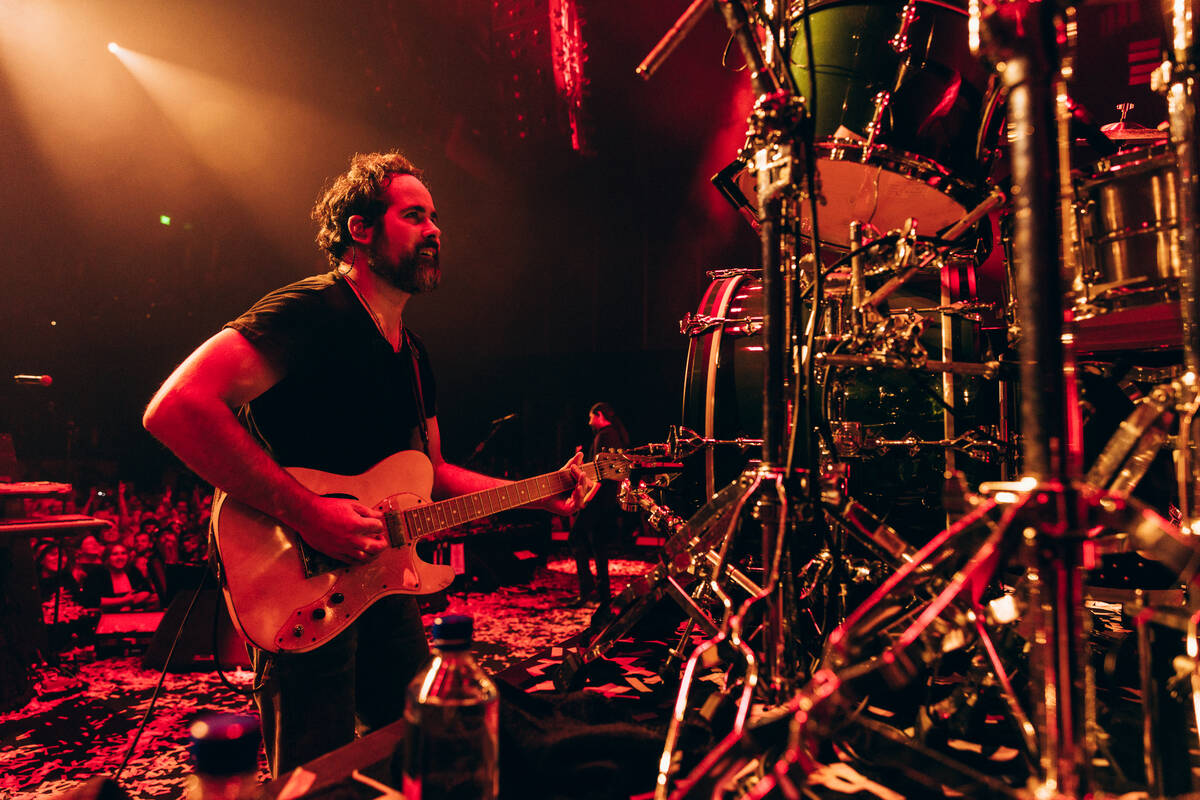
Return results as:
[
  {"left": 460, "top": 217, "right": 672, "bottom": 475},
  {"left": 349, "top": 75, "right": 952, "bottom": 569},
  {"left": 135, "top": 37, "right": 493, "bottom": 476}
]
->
[
  {"left": 250, "top": 594, "right": 430, "bottom": 776},
  {"left": 570, "top": 501, "right": 618, "bottom": 597}
]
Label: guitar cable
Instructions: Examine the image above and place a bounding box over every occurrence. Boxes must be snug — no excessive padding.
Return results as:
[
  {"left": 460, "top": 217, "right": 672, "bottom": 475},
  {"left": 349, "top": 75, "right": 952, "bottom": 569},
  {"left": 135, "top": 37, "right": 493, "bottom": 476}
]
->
[
  {"left": 211, "top": 587, "right": 265, "bottom": 698},
  {"left": 113, "top": 568, "right": 210, "bottom": 783},
  {"left": 113, "top": 565, "right": 267, "bottom": 784}
]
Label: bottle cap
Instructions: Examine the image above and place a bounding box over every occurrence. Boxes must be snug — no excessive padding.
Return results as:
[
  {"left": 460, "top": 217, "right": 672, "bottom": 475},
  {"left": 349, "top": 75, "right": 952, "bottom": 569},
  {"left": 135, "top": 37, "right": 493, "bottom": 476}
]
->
[
  {"left": 189, "top": 713, "right": 260, "bottom": 776},
  {"left": 431, "top": 614, "right": 473, "bottom": 649}
]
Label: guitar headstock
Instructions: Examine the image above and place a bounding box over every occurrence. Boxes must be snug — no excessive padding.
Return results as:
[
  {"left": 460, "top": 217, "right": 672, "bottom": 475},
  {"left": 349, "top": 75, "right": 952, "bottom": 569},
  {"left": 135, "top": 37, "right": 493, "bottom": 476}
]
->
[{"left": 593, "top": 452, "right": 633, "bottom": 482}]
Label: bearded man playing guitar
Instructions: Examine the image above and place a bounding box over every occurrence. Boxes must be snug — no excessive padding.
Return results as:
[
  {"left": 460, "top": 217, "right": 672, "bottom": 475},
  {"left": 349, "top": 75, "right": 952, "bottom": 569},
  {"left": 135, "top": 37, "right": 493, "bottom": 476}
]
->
[{"left": 143, "top": 151, "right": 597, "bottom": 775}]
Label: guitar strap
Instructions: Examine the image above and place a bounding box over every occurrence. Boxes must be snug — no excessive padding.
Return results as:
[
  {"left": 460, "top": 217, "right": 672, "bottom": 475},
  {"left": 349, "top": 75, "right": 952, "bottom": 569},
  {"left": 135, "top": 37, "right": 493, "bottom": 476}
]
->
[{"left": 404, "top": 328, "right": 431, "bottom": 456}]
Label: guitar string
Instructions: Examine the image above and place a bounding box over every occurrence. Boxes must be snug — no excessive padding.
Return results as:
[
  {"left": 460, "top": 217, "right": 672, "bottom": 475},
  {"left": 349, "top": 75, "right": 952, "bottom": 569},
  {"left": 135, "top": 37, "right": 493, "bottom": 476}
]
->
[{"left": 405, "top": 470, "right": 576, "bottom": 535}]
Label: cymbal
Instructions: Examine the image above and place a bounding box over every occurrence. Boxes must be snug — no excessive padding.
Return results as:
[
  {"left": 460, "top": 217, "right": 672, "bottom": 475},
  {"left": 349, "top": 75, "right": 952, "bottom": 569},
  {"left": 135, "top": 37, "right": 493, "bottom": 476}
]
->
[{"left": 1099, "top": 121, "right": 1168, "bottom": 141}]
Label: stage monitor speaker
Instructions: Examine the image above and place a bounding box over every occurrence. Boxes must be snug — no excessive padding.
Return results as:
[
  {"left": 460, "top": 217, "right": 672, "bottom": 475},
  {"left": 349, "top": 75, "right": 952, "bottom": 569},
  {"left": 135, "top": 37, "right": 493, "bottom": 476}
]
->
[
  {"left": 142, "top": 587, "right": 249, "bottom": 673},
  {"left": 0, "top": 538, "right": 45, "bottom": 711}
]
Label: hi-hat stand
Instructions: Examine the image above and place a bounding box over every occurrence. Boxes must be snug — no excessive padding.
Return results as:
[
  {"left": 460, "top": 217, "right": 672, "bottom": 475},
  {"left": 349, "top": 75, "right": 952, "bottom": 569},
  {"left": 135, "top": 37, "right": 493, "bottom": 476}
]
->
[{"left": 636, "top": 1, "right": 838, "bottom": 796}]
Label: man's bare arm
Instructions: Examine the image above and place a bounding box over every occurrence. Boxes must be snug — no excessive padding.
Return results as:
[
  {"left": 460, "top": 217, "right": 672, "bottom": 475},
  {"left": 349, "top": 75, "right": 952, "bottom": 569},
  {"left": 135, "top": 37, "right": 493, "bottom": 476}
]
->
[{"left": 142, "top": 328, "right": 386, "bottom": 563}]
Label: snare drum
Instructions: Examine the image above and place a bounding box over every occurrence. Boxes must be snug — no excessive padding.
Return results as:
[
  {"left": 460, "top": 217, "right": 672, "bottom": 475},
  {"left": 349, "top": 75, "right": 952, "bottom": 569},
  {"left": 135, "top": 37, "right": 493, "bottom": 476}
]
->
[
  {"left": 787, "top": 0, "right": 999, "bottom": 245},
  {"left": 1073, "top": 145, "right": 1184, "bottom": 352},
  {"left": 1080, "top": 144, "right": 1179, "bottom": 291}
]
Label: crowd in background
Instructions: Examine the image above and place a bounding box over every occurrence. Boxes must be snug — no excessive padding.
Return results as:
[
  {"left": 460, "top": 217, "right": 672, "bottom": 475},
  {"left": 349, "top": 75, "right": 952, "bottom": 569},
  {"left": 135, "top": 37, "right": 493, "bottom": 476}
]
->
[{"left": 28, "top": 481, "right": 212, "bottom": 614}]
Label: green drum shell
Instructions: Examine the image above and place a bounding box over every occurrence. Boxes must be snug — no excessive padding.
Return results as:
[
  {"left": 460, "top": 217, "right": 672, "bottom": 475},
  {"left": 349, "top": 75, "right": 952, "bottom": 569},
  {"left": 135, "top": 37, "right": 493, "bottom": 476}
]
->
[{"left": 787, "top": 0, "right": 991, "bottom": 180}]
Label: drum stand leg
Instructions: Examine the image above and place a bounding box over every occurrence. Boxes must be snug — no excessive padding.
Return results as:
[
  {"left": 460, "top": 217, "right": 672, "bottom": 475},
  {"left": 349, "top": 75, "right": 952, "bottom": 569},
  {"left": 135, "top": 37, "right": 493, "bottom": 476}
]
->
[
  {"left": 652, "top": 3, "right": 839, "bottom": 795},
  {"left": 976, "top": 3, "right": 1097, "bottom": 794},
  {"left": 1163, "top": 0, "right": 1200, "bottom": 538}
]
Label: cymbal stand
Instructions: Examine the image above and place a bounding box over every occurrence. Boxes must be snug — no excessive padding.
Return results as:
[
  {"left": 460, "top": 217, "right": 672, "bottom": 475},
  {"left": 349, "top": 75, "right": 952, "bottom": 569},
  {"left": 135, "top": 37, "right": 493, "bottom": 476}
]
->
[
  {"left": 1163, "top": 0, "right": 1200, "bottom": 535},
  {"left": 645, "top": 0, "right": 831, "bottom": 795},
  {"left": 972, "top": 2, "right": 1098, "bottom": 793}
]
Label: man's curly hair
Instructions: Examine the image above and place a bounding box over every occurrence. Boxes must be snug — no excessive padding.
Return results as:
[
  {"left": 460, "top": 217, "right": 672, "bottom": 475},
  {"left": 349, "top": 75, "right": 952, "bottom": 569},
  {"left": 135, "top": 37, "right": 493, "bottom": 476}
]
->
[{"left": 312, "top": 151, "right": 427, "bottom": 266}]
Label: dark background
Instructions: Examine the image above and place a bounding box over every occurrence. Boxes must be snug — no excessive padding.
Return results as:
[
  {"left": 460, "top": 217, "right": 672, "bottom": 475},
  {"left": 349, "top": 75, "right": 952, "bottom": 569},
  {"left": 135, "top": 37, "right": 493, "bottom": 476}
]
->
[{"left": 0, "top": 0, "right": 759, "bottom": 487}]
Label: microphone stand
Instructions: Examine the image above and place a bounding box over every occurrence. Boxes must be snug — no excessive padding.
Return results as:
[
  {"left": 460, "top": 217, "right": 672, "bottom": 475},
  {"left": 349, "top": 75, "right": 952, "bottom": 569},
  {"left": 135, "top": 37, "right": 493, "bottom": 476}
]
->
[{"left": 463, "top": 416, "right": 515, "bottom": 470}]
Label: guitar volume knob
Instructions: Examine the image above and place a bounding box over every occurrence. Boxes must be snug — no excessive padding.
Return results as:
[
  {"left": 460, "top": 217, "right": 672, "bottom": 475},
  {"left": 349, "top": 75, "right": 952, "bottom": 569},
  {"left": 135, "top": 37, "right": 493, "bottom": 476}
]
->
[
  {"left": 292, "top": 625, "right": 304, "bottom": 637},
  {"left": 312, "top": 608, "right": 326, "bottom": 620},
  {"left": 331, "top": 593, "right": 345, "bottom": 604}
]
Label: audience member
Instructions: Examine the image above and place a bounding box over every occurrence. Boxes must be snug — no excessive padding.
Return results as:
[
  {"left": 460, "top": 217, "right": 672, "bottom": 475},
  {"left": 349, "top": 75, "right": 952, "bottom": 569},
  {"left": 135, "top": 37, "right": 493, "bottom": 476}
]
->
[
  {"left": 132, "top": 529, "right": 154, "bottom": 558},
  {"left": 146, "top": 530, "right": 182, "bottom": 603},
  {"left": 81, "top": 544, "right": 157, "bottom": 611},
  {"left": 76, "top": 535, "right": 104, "bottom": 569},
  {"left": 36, "top": 545, "right": 84, "bottom": 600},
  {"left": 179, "top": 532, "right": 206, "bottom": 565}
]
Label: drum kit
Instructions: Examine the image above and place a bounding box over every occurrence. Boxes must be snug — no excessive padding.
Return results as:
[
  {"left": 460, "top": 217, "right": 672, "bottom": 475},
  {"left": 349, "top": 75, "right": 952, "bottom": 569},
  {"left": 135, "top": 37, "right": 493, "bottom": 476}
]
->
[{"left": 581, "top": 0, "right": 1200, "bottom": 797}]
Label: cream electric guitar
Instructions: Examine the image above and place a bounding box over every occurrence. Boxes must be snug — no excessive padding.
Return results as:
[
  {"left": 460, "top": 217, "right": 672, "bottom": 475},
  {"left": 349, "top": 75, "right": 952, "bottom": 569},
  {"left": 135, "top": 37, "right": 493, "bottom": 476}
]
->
[{"left": 211, "top": 450, "right": 630, "bottom": 653}]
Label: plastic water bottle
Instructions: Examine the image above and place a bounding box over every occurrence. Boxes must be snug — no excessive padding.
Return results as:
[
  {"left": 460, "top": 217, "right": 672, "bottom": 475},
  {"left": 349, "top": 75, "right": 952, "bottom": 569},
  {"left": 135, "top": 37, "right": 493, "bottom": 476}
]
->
[
  {"left": 401, "top": 614, "right": 499, "bottom": 799},
  {"left": 185, "top": 713, "right": 260, "bottom": 800}
]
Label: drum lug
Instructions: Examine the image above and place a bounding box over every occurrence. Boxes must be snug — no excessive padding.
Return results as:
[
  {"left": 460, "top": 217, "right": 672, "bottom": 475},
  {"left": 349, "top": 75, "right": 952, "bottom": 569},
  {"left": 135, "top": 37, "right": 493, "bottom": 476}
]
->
[
  {"left": 680, "top": 312, "right": 763, "bottom": 338},
  {"left": 890, "top": 0, "right": 919, "bottom": 53},
  {"left": 862, "top": 91, "right": 892, "bottom": 163}
]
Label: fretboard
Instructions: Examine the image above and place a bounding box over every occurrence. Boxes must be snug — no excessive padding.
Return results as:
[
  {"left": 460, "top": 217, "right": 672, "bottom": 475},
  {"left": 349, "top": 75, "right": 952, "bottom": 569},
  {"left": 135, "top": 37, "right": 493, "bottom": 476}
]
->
[{"left": 399, "top": 462, "right": 598, "bottom": 539}]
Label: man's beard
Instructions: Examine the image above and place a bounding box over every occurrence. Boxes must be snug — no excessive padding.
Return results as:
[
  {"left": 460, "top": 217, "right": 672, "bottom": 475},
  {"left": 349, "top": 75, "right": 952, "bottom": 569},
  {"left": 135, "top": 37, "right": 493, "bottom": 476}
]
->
[{"left": 367, "top": 249, "right": 441, "bottom": 294}]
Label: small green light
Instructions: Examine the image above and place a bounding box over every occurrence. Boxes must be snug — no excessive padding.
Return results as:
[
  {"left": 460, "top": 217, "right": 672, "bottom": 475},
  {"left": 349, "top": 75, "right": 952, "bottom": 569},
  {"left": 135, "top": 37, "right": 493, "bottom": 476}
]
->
[{"left": 159, "top": 215, "right": 172, "bottom": 226}]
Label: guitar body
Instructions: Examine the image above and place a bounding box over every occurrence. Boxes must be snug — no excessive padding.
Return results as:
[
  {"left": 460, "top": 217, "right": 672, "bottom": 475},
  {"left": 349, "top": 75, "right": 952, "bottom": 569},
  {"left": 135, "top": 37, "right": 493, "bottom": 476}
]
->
[
  {"left": 212, "top": 451, "right": 455, "bottom": 654},
  {"left": 211, "top": 449, "right": 628, "bottom": 654}
]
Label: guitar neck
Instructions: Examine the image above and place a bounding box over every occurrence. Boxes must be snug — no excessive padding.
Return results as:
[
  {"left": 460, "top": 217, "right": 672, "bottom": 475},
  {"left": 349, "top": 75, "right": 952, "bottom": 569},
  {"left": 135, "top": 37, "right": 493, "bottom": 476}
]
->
[{"left": 399, "top": 462, "right": 598, "bottom": 539}]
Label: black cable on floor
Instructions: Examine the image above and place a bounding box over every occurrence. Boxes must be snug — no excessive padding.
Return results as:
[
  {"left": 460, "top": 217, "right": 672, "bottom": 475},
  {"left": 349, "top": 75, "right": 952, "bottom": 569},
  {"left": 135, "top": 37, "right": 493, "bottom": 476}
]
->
[
  {"left": 113, "top": 569, "right": 209, "bottom": 784},
  {"left": 212, "top": 592, "right": 263, "bottom": 698}
]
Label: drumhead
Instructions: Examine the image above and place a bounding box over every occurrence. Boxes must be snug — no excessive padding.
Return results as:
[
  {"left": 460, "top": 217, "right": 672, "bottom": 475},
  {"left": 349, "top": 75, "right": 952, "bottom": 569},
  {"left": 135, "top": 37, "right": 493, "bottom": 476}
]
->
[{"left": 798, "top": 142, "right": 985, "bottom": 246}]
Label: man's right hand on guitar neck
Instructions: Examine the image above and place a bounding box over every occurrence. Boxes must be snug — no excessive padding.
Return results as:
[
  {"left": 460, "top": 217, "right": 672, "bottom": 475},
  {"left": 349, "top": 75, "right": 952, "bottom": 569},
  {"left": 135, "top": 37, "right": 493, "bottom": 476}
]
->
[{"left": 290, "top": 495, "right": 388, "bottom": 565}]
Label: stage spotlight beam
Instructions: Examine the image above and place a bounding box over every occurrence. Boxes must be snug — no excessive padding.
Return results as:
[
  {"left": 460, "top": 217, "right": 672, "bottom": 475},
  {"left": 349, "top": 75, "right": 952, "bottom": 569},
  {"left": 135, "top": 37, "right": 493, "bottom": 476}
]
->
[{"left": 107, "top": 42, "right": 119, "bottom": 54}]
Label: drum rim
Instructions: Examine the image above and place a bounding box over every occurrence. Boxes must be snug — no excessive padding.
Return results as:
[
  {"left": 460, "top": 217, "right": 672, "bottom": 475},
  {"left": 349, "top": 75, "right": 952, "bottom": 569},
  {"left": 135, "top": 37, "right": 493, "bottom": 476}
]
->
[
  {"left": 1086, "top": 147, "right": 1177, "bottom": 184},
  {"left": 788, "top": 0, "right": 968, "bottom": 21}
]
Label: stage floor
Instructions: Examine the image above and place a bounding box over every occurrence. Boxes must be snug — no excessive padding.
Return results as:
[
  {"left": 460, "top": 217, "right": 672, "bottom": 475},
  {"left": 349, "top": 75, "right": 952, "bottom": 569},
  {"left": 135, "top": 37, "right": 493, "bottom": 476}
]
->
[
  {"left": 1, "top": 557, "right": 655, "bottom": 800},
  {"left": 6, "top": 555, "right": 1192, "bottom": 800}
]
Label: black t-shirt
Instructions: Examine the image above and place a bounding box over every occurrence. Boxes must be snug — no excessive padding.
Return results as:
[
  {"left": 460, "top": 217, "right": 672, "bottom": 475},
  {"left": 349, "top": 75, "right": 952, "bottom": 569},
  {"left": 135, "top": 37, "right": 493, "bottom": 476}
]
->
[
  {"left": 225, "top": 271, "right": 437, "bottom": 475},
  {"left": 80, "top": 567, "right": 153, "bottom": 608},
  {"left": 589, "top": 424, "right": 628, "bottom": 507}
]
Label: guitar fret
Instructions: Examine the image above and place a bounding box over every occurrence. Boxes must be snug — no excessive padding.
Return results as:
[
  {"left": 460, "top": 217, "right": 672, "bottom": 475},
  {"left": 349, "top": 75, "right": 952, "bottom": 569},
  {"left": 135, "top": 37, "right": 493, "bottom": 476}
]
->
[{"left": 395, "top": 463, "right": 606, "bottom": 539}]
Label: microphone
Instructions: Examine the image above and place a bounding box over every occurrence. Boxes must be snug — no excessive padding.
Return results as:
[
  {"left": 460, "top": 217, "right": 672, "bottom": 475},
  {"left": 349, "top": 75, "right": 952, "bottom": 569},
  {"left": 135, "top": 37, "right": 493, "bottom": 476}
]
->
[
  {"left": 490, "top": 413, "right": 517, "bottom": 426},
  {"left": 13, "top": 375, "right": 53, "bottom": 387}
]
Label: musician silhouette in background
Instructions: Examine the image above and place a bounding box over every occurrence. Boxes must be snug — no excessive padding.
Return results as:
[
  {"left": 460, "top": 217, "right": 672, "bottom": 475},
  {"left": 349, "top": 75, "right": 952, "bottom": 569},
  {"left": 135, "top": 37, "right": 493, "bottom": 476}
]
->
[
  {"left": 144, "top": 151, "right": 594, "bottom": 775},
  {"left": 567, "top": 402, "right": 629, "bottom": 607}
]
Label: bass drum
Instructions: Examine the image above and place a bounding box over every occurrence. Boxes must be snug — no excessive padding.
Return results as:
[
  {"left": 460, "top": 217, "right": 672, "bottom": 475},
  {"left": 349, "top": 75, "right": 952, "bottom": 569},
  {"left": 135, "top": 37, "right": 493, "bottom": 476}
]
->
[
  {"left": 787, "top": 0, "right": 1001, "bottom": 246},
  {"left": 680, "top": 268, "right": 1005, "bottom": 541},
  {"left": 681, "top": 271, "right": 764, "bottom": 505}
]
